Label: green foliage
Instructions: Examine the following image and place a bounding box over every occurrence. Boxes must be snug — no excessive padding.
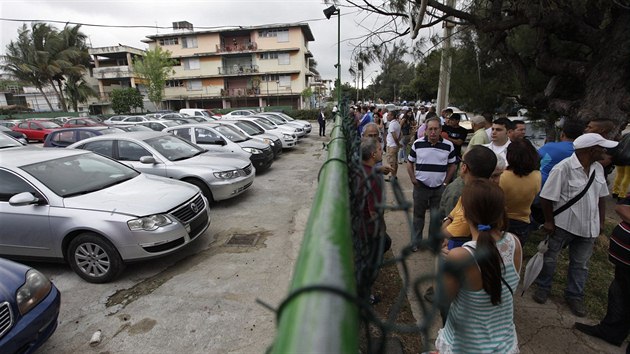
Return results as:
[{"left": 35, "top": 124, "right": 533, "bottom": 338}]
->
[
  {"left": 284, "top": 109, "right": 325, "bottom": 121},
  {"left": 132, "top": 47, "right": 176, "bottom": 110},
  {"left": 110, "top": 88, "right": 144, "bottom": 114},
  {"left": 331, "top": 82, "right": 358, "bottom": 104},
  {"left": 301, "top": 87, "right": 313, "bottom": 98}
]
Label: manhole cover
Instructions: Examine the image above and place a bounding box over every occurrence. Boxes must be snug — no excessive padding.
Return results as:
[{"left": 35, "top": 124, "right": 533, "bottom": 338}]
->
[{"left": 225, "top": 233, "right": 260, "bottom": 246}]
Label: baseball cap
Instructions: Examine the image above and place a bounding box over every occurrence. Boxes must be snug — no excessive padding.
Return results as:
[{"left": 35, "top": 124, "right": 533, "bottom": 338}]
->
[{"left": 573, "top": 133, "right": 618, "bottom": 149}]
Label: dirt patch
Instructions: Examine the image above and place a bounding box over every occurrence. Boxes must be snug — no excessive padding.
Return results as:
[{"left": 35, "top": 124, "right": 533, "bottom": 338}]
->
[{"left": 360, "top": 250, "right": 422, "bottom": 354}]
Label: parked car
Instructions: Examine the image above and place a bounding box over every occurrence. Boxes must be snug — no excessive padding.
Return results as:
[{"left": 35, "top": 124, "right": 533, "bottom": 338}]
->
[
  {"left": 257, "top": 113, "right": 307, "bottom": 137},
  {"left": 137, "top": 120, "right": 181, "bottom": 131},
  {"left": 0, "top": 147, "right": 211, "bottom": 283},
  {"left": 228, "top": 117, "right": 297, "bottom": 148},
  {"left": 446, "top": 106, "right": 472, "bottom": 132},
  {"left": 216, "top": 120, "right": 282, "bottom": 158},
  {"left": 11, "top": 120, "right": 61, "bottom": 142},
  {"left": 202, "top": 123, "right": 274, "bottom": 172},
  {"left": 43, "top": 126, "right": 126, "bottom": 148},
  {"left": 179, "top": 108, "right": 220, "bottom": 120},
  {"left": 117, "top": 124, "right": 154, "bottom": 132},
  {"left": 0, "top": 132, "right": 25, "bottom": 149},
  {"left": 163, "top": 124, "right": 251, "bottom": 161},
  {"left": 0, "top": 120, "right": 19, "bottom": 129},
  {"left": 0, "top": 125, "right": 27, "bottom": 145},
  {"left": 260, "top": 112, "right": 312, "bottom": 134},
  {"left": 160, "top": 113, "right": 207, "bottom": 123},
  {"left": 68, "top": 132, "right": 255, "bottom": 202},
  {"left": 249, "top": 115, "right": 305, "bottom": 138},
  {"left": 104, "top": 116, "right": 159, "bottom": 125},
  {"left": 0, "top": 258, "right": 60, "bottom": 353},
  {"left": 62, "top": 118, "right": 105, "bottom": 128},
  {"left": 222, "top": 109, "right": 257, "bottom": 118}
]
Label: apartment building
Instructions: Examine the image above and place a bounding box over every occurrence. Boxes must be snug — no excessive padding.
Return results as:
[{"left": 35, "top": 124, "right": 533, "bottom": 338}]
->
[{"left": 142, "top": 21, "right": 316, "bottom": 110}]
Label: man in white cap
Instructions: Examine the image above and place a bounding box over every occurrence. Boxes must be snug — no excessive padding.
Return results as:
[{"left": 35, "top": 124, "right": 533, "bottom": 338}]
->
[{"left": 533, "top": 132, "right": 619, "bottom": 317}]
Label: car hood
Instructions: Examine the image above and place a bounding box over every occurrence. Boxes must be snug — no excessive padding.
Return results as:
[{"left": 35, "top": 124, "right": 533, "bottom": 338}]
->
[
  {"left": 0, "top": 258, "right": 28, "bottom": 302},
  {"left": 62, "top": 174, "right": 199, "bottom": 217},
  {"left": 181, "top": 153, "right": 251, "bottom": 169}
]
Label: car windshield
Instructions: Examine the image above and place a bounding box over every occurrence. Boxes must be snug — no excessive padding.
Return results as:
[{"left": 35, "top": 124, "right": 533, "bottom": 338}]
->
[
  {"left": 162, "top": 120, "right": 180, "bottom": 127},
  {"left": 0, "top": 133, "right": 23, "bottom": 149},
  {"left": 233, "top": 121, "right": 262, "bottom": 135},
  {"left": 278, "top": 113, "right": 295, "bottom": 121},
  {"left": 213, "top": 125, "right": 248, "bottom": 142},
  {"left": 254, "top": 118, "right": 276, "bottom": 129},
  {"left": 20, "top": 153, "right": 139, "bottom": 197},
  {"left": 262, "top": 115, "right": 285, "bottom": 125},
  {"left": 145, "top": 135, "right": 205, "bottom": 161},
  {"left": 39, "top": 121, "right": 61, "bottom": 128}
]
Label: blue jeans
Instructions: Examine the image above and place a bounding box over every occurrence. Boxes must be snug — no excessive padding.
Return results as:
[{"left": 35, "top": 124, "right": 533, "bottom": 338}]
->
[
  {"left": 535, "top": 227, "right": 596, "bottom": 300},
  {"left": 412, "top": 183, "right": 444, "bottom": 245},
  {"left": 508, "top": 218, "right": 531, "bottom": 246}
]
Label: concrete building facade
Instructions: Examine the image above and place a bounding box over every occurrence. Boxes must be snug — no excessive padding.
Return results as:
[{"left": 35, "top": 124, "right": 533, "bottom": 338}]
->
[{"left": 142, "top": 21, "right": 316, "bottom": 110}]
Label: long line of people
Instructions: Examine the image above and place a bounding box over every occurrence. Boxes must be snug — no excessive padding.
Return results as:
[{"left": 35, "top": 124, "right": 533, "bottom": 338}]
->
[{"left": 357, "top": 109, "right": 630, "bottom": 352}]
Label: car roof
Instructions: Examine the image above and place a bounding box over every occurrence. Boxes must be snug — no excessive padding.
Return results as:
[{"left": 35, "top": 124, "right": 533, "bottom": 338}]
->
[
  {"left": 53, "top": 126, "right": 120, "bottom": 132},
  {"left": 0, "top": 146, "right": 89, "bottom": 168},
  {"left": 75, "top": 131, "right": 166, "bottom": 141}
]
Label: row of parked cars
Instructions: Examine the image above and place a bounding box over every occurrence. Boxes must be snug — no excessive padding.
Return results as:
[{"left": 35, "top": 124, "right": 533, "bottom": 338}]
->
[{"left": 0, "top": 109, "right": 312, "bottom": 352}]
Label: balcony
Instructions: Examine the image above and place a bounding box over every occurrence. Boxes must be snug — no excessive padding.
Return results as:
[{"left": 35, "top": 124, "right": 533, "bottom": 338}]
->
[
  {"left": 216, "top": 41, "right": 258, "bottom": 53},
  {"left": 218, "top": 64, "right": 260, "bottom": 75},
  {"left": 221, "top": 87, "right": 261, "bottom": 97},
  {"left": 93, "top": 66, "right": 134, "bottom": 79}
]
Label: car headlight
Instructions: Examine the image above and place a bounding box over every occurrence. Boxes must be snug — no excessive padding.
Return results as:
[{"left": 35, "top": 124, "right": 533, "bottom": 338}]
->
[
  {"left": 282, "top": 133, "right": 292, "bottom": 139},
  {"left": 128, "top": 214, "right": 172, "bottom": 231},
  {"left": 214, "top": 170, "right": 240, "bottom": 179},
  {"left": 17, "top": 269, "right": 52, "bottom": 315},
  {"left": 263, "top": 138, "right": 274, "bottom": 146},
  {"left": 242, "top": 147, "right": 263, "bottom": 154}
]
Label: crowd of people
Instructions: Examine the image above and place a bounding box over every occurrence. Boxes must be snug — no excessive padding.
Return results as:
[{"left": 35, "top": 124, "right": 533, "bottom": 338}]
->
[{"left": 352, "top": 104, "right": 630, "bottom": 353}]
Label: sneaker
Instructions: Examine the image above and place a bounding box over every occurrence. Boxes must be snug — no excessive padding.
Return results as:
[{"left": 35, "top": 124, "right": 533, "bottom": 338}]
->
[
  {"left": 369, "top": 294, "right": 380, "bottom": 305},
  {"left": 574, "top": 322, "right": 623, "bottom": 346},
  {"left": 424, "top": 286, "right": 435, "bottom": 303},
  {"left": 566, "top": 298, "right": 587, "bottom": 317},
  {"left": 532, "top": 288, "right": 548, "bottom": 304}
]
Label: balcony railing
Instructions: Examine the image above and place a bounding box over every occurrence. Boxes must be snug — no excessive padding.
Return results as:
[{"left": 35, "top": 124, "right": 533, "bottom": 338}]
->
[
  {"left": 220, "top": 87, "right": 261, "bottom": 97},
  {"left": 216, "top": 41, "right": 258, "bottom": 53},
  {"left": 218, "top": 65, "right": 260, "bottom": 75}
]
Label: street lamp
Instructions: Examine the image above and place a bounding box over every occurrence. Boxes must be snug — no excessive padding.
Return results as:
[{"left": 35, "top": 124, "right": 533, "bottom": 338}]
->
[
  {"left": 324, "top": 5, "right": 341, "bottom": 112},
  {"left": 276, "top": 79, "right": 280, "bottom": 107},
  {"left": 266, "top": 76, "right": 270, "bottom": 110}
]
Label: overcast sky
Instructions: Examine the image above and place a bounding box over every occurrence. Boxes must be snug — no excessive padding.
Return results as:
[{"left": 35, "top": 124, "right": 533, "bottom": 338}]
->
[{"left": 0, "top": 0, "right": 433, "bottom": 86}]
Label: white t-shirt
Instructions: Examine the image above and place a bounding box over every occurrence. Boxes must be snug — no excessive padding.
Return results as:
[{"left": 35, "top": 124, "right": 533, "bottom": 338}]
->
[
  {"left": 484, "top": 140, "right": 511, "bottom": 164},
  {"left": 386, "top": 119, "right": 401, "bottom": 148}
]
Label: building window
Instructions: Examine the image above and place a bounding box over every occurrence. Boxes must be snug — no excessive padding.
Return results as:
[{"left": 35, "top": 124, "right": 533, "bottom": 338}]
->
[
  {"left": 183, "top": 58, "right": 200, "bottom": 70},
  {"left": 279, "top": 75, "right": 291, "bottom": 87},
  {"left": 262, "top": 74, "right": 279, "bottom": 82},
  {"left": 165, "top": 80, "right": 184, "bottom": 88},
  {"left": 277, "top": 29, "right": 289, "bottom": 42},
  {"left": 258, "top": 28, "right": 288, "bottom": 39},
  {"left": 116, "top": 58, "right": 128, "bottom": 66},
  {"left": 182, "top": 37, "right": 198, "bottom": 48},
  {"left": 259, "top": 52, "right": 279, "bottom": 60},
  {"left": 159, "top": 37, "right": 179, "bottom": 46},
  {"left": 278, "top": 53, "right": 290, "bottom": 65},
  {"left": 187, "top": 80, "right": 202, "bottom": 91}
]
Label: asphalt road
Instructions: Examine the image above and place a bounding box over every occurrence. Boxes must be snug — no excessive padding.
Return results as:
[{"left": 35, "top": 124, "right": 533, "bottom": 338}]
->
[{"left": 29, "top": 134, "right": 326, "bottom": 353}]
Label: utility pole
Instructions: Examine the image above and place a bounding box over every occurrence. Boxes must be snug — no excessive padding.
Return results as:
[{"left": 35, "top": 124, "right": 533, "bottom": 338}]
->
[{"left": 436, "top": 0, "right": 456, "bottom": 112}]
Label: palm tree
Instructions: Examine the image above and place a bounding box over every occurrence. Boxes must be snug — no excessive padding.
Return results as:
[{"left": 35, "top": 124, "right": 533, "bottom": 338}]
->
[{"left": 64, "top": 76, "right": 96, "bottom": 112}]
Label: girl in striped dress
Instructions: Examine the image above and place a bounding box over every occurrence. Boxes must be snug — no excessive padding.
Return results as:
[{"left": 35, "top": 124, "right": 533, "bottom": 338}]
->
[{"left": 435, "top": 179, "right": 523, "bottom": 353}]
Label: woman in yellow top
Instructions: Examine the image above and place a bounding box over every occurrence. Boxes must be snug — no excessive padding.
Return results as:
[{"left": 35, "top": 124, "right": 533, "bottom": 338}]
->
[{"left": 499, "top": 139, "right": 542, "bottom": 245}]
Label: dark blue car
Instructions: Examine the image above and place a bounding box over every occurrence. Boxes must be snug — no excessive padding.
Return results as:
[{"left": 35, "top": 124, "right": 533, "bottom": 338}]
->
[
  {"left": 43, "top": 126, "right": 126, "bottom": 148},
  {"left": 0, "top": 258, "right": 60, "bottom": 353}
]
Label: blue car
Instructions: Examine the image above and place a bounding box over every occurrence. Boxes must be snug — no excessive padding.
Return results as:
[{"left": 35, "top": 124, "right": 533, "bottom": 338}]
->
[{"left": 0, "top": 258, "right": 60, "bottom": 353}]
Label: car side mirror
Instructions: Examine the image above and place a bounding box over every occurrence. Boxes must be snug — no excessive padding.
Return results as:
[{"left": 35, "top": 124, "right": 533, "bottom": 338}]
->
[
  {"left": 139, "top": 156, "right": 157, "bottom": 164},
  {"left": 9, "top": 192, "right": 41, "bottom": 206}
]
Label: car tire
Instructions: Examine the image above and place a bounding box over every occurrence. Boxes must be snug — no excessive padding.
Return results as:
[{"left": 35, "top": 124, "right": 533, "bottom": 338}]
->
[
  {"left": 183, "top": 178, "right": 214, "bottom": 203},
  {"left": 67, "top": 233, "right": 125, "bottom": 283}
]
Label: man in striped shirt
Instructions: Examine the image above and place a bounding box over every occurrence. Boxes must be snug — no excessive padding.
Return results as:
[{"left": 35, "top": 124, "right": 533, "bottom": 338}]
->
[{"left": 406, "top": 117, "right": 457, "bottom": 250}]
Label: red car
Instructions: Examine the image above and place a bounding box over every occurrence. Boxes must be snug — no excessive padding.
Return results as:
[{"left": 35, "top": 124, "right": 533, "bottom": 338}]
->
[
  {"left": 62, "top": 118, "right": 105, "bottom": 128},
  {"left": 12, "top": 120, "right": 62, "bottom": 142}
]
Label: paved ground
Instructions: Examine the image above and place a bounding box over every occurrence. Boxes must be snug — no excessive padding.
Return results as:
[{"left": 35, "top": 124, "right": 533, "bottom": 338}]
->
[{"left": 384, "top": 165, "right": 629, "bottom": 353}]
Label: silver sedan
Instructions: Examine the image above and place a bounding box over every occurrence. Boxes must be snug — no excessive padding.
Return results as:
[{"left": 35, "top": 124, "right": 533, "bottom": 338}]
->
[
  {"left": 68, "top": 131, "right": 255, "bottom": 202},
  {"left": 0, "top": 148, "right": 210, "bottom": 283}
]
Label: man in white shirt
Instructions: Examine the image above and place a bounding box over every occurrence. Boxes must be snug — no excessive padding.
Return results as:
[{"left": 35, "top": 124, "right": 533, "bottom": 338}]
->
[
  {"left": 385, "top": 112, "right": 401, "bottom": 180},
  {"left": 484, "top": 117, "right": 513, "bottom": 163},
  {"left": 533, "top": 133, "right": 618, "bottom": 317}
]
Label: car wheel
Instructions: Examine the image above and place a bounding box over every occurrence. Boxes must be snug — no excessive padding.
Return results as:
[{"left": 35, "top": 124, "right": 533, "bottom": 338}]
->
[
  {"left": 67, "top": 233, "right": 125, "bottom": 283},
  {"left": 183, "top": 178, "right": 214, "bottom": 202}
]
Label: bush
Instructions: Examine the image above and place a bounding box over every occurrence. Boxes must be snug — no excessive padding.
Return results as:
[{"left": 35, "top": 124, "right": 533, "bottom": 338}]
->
[{"left": 285, "top": 109, "right": 333, "bottom": 121}]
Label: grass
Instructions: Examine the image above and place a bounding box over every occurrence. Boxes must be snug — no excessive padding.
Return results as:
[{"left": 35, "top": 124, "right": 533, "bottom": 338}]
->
[{"left": 522, "top": 221, "right": 617, "bottom": 320}]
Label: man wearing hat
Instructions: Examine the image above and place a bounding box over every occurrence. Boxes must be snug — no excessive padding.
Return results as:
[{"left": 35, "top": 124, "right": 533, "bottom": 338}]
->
[{"left": 533, "top": 133, "right": 619, "bottom": 317}]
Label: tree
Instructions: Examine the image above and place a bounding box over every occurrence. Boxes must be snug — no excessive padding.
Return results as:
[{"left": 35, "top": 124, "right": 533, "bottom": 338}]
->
[
  {"left": 64, "top": 77, "right": 96, "bottom": 112},
  {"left": 369, "top": 41, "right": 415, "bottom": 102},
  {"left": 111, "top": 88, "right": 144, "bottom": 114},
  {"left": 132, "top": 47, "right": 176, "bottom": 110},
  {"left": 345, "top": 0, "right": 630, "bottom": 131}
]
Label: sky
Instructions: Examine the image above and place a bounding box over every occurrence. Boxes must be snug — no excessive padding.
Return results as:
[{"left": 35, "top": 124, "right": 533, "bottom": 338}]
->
[{"left": 0, "top": 0, "right": 432, "bottom": 87}]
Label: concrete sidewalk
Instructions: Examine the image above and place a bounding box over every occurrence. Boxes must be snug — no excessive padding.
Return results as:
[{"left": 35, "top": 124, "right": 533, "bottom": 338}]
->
[{"left": 383, "top": 170, "right": 628, "bottom": 353}]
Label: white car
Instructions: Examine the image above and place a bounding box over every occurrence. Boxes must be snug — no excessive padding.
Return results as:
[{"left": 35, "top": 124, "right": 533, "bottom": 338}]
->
[
  {"left": 104, "top": 115, "right": 161, "bottom": 125},
  {"left": 252, "top": 114, "right": 305, "bottom": 138},
  {"left": 260, "top": 112, "right": 312, "bottom": 134},
  {"left": 228, "top": 117, "right": 297, "bottom": 148},
  {"left": 162, "top": 124, "right": 252, "bottom": 160},
  {"left": 213, "top": 120, "right": 283, "bottom": 157},
  {"left": 222, "top": 109, "right": 257, "bottom": 118}
]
